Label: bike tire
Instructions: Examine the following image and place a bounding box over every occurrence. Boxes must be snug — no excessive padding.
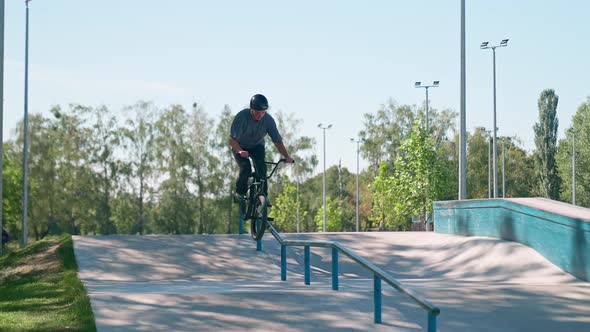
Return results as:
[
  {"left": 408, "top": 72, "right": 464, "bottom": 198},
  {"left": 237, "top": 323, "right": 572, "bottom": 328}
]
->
[{"left": 250, "top": 194, "right": 268, "bottom": 241}]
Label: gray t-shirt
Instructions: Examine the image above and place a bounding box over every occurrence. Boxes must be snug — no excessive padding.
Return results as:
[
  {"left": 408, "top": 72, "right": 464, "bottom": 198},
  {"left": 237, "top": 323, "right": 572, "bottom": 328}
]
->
[{"left": 230, "top": 109, "right": 282, "bottom": 148}]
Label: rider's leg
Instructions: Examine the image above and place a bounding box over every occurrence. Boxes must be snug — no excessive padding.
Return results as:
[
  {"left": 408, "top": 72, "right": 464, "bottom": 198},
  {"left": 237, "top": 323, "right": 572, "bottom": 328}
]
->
[
  {"left": 249, "top": 145, "right": 268, "bottom": 196},
  {"left": 233, "top": 152, "right": 252, "bottom": 196}
]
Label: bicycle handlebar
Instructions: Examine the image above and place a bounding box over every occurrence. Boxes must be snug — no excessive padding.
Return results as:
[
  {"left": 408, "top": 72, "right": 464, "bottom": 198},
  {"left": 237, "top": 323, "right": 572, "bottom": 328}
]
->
[
  {"left": 265, "top": 158, "right": 294, "bottom": 165},
  {"left": 251, "top": 158, "right": 293, "bottom": 180}
]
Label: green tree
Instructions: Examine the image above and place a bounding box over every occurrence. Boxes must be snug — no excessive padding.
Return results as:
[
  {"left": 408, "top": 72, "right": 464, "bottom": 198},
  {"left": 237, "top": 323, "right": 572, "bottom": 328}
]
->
[
  {"left": 368, "top": 162, "right": 395, "bottom": 231},
  {"left": 467, "top": 127, "right": 491, "bottom": 199},
  {"left": 272, "top": 176, "right": 307, "bottom": 232},
  {"left": 269, "top": 110, "right": 317, "bottom": 179},
  {"left": 359, "top": 99, "right": 415, "bottom": 175},
  {"left": 437, "top": 135, "right": 458, "bottom": 201},
  {"left": 24, "top": 114, "right": 59, "bottom": 240},
  {"left": 500, "top": 136, "right": 535, "bottom": 198},
  {"left": 119, "top": 101, "right": 159, "bottom": 234},
  {"left": 111, "top": 191, "right": 138, "bottom": 234},
  {"left": 153, "top": 105, "right": 195, "bottom": 234},
  {"left": 188, "top": 104, "right": 220, "bottom": 234},
  {"left": 266, "top": 110, "right": 317, "bottom": 211},
  {"left": 390, "top": 120, "right": 446, "bottom": 230},
  {"left": 557, "top": 98, "right": 590, "bottom": 207},
  {"left": 2, "top": 145, "right": 22, "bottom": 240},
  {"left": 81, "top": 105, "right": 122, "bottom": 235},
  {"left": 51, "top": 106, "right": 96, "bottom": 235},
  {"left": 315, "top": 197, "right": 343, "bottom": 232},
  {"left": 213, "top": 105, "right": 239, "bottom": 234},
  {"left": 534, "top": 89, "right": 561, "bottom": 200}
]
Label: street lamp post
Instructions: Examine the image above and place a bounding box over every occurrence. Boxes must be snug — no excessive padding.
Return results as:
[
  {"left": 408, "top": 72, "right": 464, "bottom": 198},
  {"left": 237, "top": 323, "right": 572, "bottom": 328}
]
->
[
  {"left": 502, "top": 141, "right": 506, "bottom": 198},
  {"left": 415, "top": 81, "right": 439, "bottom": 131},
  {"left": 0, "top": 0, "right": 5, "bottom": 255},
  {"left": 481, "top": 39, "right": 509, "bottom": 198},
  {"left": 459, "top": 0, "right": 467, "bottom": 200},
  {"left": 296, "top": 163, "right": 300, "bottom": 233},
  {"left": 571, "top": 130, "right": 579, "bottom": 205},
  {"left": 22, "top": 0, "right": 32, "bottom": 245},
  {"left": 350, "top": 138, "right": 364, "bottom": 232},
  {"left": 488, "top": 133, "right": 492, "bottom": 198},
  {"left": 318, "top": 123, "right": 332, "bottom": 233}
]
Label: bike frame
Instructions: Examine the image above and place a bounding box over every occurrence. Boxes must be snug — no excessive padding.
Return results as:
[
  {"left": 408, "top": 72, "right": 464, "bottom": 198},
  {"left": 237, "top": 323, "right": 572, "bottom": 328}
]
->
[
  {"left": 244, "top": 158, "right": 285, "bottom": 220},
  {"left": 240, "top": 158, "right": 287, "bottom": 241}
]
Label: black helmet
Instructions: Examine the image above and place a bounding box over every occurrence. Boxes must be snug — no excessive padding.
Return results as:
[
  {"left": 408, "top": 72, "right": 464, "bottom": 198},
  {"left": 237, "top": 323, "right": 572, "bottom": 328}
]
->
[{"left": 250, "top": 94, "right": 269, "bottom": 111}]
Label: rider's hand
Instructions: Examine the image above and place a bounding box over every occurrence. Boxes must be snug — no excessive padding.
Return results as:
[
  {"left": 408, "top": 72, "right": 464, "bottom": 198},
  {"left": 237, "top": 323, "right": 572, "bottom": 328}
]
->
[
  {"left": 284, "top": 156, "right": 295, "bottom": 163},
  {"left": 238, "top": 150, "right": 249, "bottom": 158}
]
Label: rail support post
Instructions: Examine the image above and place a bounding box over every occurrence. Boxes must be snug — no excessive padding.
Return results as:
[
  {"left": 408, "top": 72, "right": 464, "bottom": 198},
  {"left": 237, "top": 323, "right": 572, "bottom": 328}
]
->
[
  {"left": 281, "top": 244, "right": 287, "bottom": 281},
  {"left": 428, "top": 312, "right": 437, "bottom": 332},
  {"left": 374, "top": 275, "right": 382, "bottom": 324},
  {"left": 304, "top": 245, "right": 310, "bottom": 285},
  {"left": 332, "top": 247, "right": 339, "bottom": 290}
]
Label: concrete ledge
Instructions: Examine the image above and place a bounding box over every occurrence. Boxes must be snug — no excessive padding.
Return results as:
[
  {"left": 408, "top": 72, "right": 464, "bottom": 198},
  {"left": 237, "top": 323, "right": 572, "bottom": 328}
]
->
[{"left": 434, "top": 198, "right": 590, "bottom": 281}]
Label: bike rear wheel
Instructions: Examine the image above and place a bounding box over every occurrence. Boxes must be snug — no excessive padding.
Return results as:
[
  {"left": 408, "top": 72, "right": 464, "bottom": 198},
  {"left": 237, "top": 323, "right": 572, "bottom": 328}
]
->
[{"left": 250, "top": 194, "right": 268, "bottom": 241}]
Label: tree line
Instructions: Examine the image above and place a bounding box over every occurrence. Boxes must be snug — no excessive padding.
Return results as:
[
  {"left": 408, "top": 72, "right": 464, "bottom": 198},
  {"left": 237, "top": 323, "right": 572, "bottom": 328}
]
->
[{"left": 2, "top": 89, "right": 589, "bottom": 242}]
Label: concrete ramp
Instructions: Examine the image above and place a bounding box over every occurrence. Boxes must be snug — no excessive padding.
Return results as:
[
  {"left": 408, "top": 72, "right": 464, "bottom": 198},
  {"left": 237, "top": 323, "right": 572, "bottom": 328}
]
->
[{"left": 74, "top": 233, "right": 590, "bottom": 331}]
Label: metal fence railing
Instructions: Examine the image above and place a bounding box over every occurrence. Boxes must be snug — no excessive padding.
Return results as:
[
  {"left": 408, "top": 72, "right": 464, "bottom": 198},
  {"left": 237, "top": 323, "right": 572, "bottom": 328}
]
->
[{"left": 258, "top": 225, "right": 440, "bottom": 332}]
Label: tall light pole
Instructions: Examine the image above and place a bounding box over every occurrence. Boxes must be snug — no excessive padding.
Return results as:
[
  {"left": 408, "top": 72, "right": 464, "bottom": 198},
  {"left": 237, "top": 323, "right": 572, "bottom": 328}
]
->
[
  {"left": 502, "top": 140, "right": 506, "bottom": 198},
  {"left": 22, "top": 0, "right": 32, "bottom": 245},
  {"left": 489, "top": 137, "right": 492, "bottom": 198},
  {"left": 0, "top": 0, "right": 5, "bottom": 254},
  {"left": 571, "top": 129, "right": 579, "bottom": 205},
  {"left": 481, "top": 39, "right": 509, "bottom": 198},
  {"left": 415, "top": 81, "right": 439, "bottom": 131},
  {"left": 350, "top": 138, "right": 364, "bottom": 232},
  {"left": 459, "top": 0, "right": 467, "bottom": 200},
  {"left": 318, "top": 123, "right": 332, "bottom": 233},
  {"left": 296, "top": 163, "right": 300, "bottom": 233}
]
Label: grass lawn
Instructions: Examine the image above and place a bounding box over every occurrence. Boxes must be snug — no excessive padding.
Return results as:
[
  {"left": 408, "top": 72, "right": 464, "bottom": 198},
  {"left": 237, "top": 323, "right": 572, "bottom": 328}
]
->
[{"left": 0, "top": 236, "right": 96, "bottom": 331}]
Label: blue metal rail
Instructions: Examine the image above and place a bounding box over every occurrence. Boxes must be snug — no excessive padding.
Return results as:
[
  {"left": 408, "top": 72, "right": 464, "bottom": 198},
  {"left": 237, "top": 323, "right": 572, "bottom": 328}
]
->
[{"left": 260, "top": 225, "right": 440, "bottom": 332}]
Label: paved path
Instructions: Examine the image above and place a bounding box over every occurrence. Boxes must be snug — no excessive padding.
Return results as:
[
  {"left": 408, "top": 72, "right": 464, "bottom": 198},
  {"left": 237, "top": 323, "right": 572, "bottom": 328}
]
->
[{"left": 74, "top": 233, "right": 590, "bottom": 331}]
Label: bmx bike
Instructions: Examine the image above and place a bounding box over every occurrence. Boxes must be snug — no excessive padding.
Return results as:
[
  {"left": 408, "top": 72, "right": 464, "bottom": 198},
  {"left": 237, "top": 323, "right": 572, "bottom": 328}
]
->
[{"left": 240, "top": 158, "right": 289, "bottom": 241}]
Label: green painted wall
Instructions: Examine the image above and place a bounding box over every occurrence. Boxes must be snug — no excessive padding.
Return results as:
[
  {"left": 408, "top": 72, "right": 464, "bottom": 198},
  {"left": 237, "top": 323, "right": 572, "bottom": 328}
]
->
[{"left": 434, "top": 199, "right": 590, "bottom": 281}]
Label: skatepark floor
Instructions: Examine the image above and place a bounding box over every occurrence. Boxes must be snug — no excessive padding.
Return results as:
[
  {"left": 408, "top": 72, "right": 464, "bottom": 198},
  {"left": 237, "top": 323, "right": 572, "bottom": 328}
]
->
[{"left": 73, "top": 233, "right": 590, "bottom": 332}]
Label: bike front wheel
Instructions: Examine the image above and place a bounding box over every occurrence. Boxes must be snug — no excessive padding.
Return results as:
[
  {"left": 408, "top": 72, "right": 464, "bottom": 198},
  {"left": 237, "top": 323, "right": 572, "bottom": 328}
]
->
[{"left": 250, "top": 194, "right": 268, "bottom": 241}]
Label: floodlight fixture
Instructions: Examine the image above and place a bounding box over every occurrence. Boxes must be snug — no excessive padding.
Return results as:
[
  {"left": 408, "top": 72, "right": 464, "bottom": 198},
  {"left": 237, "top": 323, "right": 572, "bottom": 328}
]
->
[
  {"left": 318, "top": 123, "right": 332, "bottom": 232},
  {"left": 481, "top": 38, "right": 510, "bottom": 198},
  {"left": 414, "top": 81, "right": 440, "bottom": 131}
]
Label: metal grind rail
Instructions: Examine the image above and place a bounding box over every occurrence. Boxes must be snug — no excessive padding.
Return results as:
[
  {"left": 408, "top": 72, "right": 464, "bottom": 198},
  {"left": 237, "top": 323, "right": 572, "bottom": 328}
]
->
[{"left": 261, "top": 225, "right": 440, "bottom": 332}]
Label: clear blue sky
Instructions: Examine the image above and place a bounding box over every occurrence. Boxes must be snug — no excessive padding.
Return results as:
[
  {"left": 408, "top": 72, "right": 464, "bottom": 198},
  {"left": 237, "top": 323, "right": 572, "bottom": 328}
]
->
[{"left": 3, "top": 0, "right": 589, "bottom": 172}]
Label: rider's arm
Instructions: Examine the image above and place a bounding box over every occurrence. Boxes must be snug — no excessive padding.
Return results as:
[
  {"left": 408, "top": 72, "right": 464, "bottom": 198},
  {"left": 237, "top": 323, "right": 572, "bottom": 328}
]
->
[
  {"left": 274, "top": 141, "right": 294, "bottom": 163},
  {"left": 229, "top": 136, "right": 249, "bottom": 158}
]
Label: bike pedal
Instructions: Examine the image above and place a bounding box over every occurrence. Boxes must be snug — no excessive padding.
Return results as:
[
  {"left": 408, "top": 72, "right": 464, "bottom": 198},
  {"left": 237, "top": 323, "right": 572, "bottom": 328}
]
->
[{"left": 267, "top": 217, "right": 274, "bottom": 222}]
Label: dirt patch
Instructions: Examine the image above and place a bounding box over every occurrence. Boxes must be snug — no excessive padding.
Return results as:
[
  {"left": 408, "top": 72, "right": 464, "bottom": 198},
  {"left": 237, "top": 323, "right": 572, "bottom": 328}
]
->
[{"left": 0, "top": 241, "right": 61, "bottom": 284}]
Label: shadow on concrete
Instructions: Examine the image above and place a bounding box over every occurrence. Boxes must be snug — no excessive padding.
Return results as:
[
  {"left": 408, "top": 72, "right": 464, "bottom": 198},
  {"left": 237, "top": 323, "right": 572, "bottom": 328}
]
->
[
  {"left": 75, "top": 233, "right": 590, "bottom": 332},
  {"left": 74, "top": 235, "right": 285, "bottom": 282},
  {"left": 571, "top": 220, "right": 588, "bottom": 281},
  {"left": 500, "top": 212, "right": 516, "bottom": 242},
  {"left": 89, "top": 287, "right": 427, "bottom": 332},
  {"left": 455, "top": 211, "right": 470, "bottom": 236},
  {"left": 261, "top": 233, "right": 572, "bottom": 284}
]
